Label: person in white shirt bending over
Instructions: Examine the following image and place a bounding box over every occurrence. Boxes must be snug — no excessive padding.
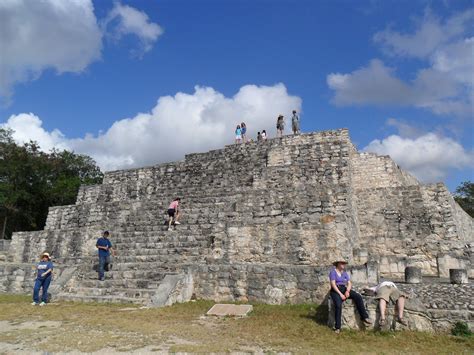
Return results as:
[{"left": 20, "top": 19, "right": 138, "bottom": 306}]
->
[{"left": 367, "top": 281, "right": 408, "bottom": 327}]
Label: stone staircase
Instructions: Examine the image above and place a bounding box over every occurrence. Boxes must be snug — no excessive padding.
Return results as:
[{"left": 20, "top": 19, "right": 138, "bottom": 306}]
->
[
  {"left": 57, "top": 225, "right": 210, "bottom": 303},
  {"left": 2, "top": 129, "right": 472, "bottom": 309}
]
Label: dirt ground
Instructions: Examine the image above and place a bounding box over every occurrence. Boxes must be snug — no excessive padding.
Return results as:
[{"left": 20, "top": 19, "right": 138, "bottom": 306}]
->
[{"left": 0, "top": 294, "right": 472, "bottom": 354}]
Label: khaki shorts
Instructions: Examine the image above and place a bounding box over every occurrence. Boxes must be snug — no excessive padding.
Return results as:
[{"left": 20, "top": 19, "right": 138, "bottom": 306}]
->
[{"left": 376, "top": 286, "right": 407, "bottom": 303}]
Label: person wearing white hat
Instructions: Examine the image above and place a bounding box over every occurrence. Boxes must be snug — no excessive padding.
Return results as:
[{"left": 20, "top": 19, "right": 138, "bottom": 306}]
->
[{"left": 32, "top": 252, "right": 53, "bottom": 306}]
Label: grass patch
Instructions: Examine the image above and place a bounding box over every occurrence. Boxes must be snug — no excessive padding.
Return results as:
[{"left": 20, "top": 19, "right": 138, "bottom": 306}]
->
[{"left": 0, "top": 294, "right": 472, "bottom": 353}]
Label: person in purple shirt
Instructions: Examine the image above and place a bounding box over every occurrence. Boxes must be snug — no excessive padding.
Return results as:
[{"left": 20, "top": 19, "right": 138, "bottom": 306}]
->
[{"left": 329, "top": 259, "right": 372, "bottom": 333}]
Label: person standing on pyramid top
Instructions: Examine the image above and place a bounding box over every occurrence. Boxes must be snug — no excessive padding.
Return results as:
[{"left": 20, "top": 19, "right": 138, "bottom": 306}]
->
[
  {"left": 276, "top": 115, "right": 285, "bottom": 137},
  {"left": 235, "top": 125, "right": 242, "bottom": 144},
  {"left": 96, "top": 231, "right": 115, "bottom": 281},
  {"left": 168, "top": 197, "right": 181, "bottom": 231},
  {"left": 241, "top": 122, "right": 247, "bottom": 142},
  {"left": 261, "top": 130, "right": 267, "bottom": 140},
  {"left": 291, "top": 110, "right": 300, "bottom": 135}
]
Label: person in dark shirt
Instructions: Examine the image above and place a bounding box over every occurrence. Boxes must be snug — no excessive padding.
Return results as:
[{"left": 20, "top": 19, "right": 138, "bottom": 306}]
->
[
  {"left": 32, "top": 252, "right": 53, "bottom": 306},
  {"left": 96, "top": 231, "right": 115, "bottom": 281}
]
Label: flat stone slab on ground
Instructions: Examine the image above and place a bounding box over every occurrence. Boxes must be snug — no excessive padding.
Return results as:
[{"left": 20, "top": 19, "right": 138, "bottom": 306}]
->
[{"left": 206, "top": 304, "right": 253, "bottom": 316}]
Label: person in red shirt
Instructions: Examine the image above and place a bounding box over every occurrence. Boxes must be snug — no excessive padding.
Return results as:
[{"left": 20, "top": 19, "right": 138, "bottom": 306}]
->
[{"left": 167, "top": 197, "right": 181, "bottom": 231}]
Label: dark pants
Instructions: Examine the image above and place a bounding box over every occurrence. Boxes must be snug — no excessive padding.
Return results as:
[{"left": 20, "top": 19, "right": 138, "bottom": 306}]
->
[
  {"left": 98, "top": 255, "right": 109, "bottom": 280},
  {"left": 330, "top": 285, "right": 369, "bottom": 330},
  {"left": 33, "top": 276, "right": 51, "bottom": 303}
]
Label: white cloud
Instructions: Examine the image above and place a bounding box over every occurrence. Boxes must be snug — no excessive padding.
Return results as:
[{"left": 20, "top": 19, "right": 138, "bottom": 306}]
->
[
  {"left": 0, "top": 0, "right": 162, "bottom": 101},
  {"left": 0, "top": 0, "right": 102, "bottom": 100},
  {"left": 2, "top": 84, "right": 301, "bottom": 171},
  {"left": 364, "top": 132, "right": 474, "bottom": 182},
  {"left": 327, "top": 9, "right": 474, "bottom": 117},
  {"left": 101, "top": 2, "right": 163, "bottom": 56},
  {"left": 373, "top": 9, "right": 474, "bottom": 58}
]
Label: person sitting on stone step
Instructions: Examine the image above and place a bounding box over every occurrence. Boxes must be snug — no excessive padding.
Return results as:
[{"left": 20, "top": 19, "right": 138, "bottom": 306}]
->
[
  {"left": 168, "top": 197, "right": 181, "bottom": 231},
  {"left": 366, "top": 281, "right": 408, "bottom": 327},
  {"left": 32, "top": 252, "right": 53, "bottom": 306},
  {"left": 329, "top": 259, "right": 372, "bottom": 333},
  {"left": 96, "top": 231, "right": 115, "bottom": 281}
]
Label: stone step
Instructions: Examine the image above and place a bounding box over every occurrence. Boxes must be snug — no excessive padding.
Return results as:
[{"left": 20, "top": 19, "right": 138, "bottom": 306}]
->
[
  {"left": 80, "top": 268, "right": 182, "bottom": 280},
  {"left": 113, "top": 240, "right": 208, "bottom": 249},
  {"left": 113, "top": 256, "right": 204, "bottom": 265},
  {"left": 112, "top": 246, "right": 208, "bottom": 254},
  {"left": 88, "top": 260, "right": 196, "bottom": 272},
  {"left": 78, "top": 278, "right": 160, "bottom": 289},
  {"left": 65, "top": 286, "right": 156, "bottom": 299},
  {"left": 57, "top": 293, "right": 147, "bottom": 304},
  {"left": 112, "top": 237, "right": 210, "bottom": 245}
]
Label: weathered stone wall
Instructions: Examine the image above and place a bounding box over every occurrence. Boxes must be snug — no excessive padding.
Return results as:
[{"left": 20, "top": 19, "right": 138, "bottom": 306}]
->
[
  {"left": 194, "top": 262, "right": 378, "bottom": 305},
  {"left": 352, "top": 152, "right": 418, "bottom": 189},
  {"left": 1, "top": 128, "right": 472, "bottom": 322},
  {"left": 327, "top": 283, "right": 473, "bottom": 332}
]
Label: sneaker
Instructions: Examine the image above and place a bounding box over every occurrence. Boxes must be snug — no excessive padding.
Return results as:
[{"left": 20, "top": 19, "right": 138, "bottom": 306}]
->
[
  {"left": 168, "top": 228, "right": 173, "bottom": 231},
  {"left": 362, "top": 318, "right": 372, "bottom": 325},
  {"left": 334, "top": 329, "right": 340, "bottom": 334},
  {"left": 39, "top": 302, "right": 46, "bottom": 307},
  {"left": 31, "top": 302, "right": 38, "bottom": 306},
  {"left": 174, "top": 221, "right": 181, "bottom": 225},
  {"left": 379, "top": 318, "right": 386, "bottom": 326},
  {"left": 397, "top": 317, "right": 408, "bottom": 326},
  {"left": 98, "top": 278, "right": 105, "bottom": 281}
]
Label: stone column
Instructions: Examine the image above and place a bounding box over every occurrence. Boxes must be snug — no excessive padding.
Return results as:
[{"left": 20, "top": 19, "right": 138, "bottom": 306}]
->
[
  {"left": 449, "top": 269, "right": 468, "bottom": 284},
  {"left": 405, "top": 267, "right": 422, "bottom": 284}
]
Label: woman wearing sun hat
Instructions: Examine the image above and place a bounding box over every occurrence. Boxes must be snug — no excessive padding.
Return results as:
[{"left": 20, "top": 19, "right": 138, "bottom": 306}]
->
[
  {"left": 32, "top": 252, "right": 53, "bottom": 306},
  {"left": 329, "top": 259, "right": 372, "bottom": 333}
]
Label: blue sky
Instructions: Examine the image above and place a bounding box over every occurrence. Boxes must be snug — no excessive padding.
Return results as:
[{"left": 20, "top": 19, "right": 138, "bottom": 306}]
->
[{"left": 1, "top": 0, "right": 473, "bottom": 190}]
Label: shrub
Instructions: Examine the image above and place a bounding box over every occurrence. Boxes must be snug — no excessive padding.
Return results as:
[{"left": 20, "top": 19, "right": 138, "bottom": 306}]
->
[{"left": 451, "top": 321, "right": 472, "bottom": 337}]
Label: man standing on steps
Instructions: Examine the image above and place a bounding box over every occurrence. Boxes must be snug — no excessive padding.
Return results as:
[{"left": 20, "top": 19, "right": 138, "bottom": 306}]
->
[
  {"left": 291, "top": 110, "right": 300, "bottom": 135},
  {"left": 96, "top": 231, "right": 115, "bottom": 281}
]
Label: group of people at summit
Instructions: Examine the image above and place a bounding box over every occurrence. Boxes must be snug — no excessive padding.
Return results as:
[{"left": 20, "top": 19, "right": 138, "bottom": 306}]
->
[{"left": 235, "top": 110, "right": 301, "bottom": 144}]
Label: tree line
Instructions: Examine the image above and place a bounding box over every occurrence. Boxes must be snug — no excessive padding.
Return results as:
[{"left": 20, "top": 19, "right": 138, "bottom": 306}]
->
[
  {"left": 0, "top": 128, "right": 103, "bottom": 239},
  {"left": 0, "top": 127, "right": 472, "bottom": 239}
]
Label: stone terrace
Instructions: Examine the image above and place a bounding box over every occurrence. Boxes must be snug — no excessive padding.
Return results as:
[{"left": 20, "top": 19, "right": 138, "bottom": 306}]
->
[{"left": 0, "top": 129, "right": 472, "bottom": 330}]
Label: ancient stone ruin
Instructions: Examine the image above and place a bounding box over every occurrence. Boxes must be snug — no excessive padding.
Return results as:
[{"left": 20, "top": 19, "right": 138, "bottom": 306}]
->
[{"left": 0, "top": 129, "right": 472, "bottom": 331}]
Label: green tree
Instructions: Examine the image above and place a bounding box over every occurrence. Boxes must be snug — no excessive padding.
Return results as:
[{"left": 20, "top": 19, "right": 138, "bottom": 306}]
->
[
  {"left": 0, "top": 128, "right": 103, "bottom": 239},
  {"left": 454, "top": 181, "right": 474, "bottom": 218}
]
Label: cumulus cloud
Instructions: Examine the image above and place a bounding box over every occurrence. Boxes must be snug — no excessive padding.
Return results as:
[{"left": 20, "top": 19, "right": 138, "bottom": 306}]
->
[
  {"left": 0, "top": 0, "right": 162, "bottom": 101},
  {"left": 373, "top": 9, "right": 474, "bottom": 58},
  {"left": 3, "top": 113, "right": 68, "bottom": 151},
  {"left": 101, "top": 2, "right": 163, "bottom": 56},
  {"left": 364, "top": 128, "right": 474, "bottom": 182},
  {"left": 327, "top": 9, "right": 474, "bottom": 117},
  {"left": 0, "top": 0, "right": 102, "bottom": 100},
  {"left": 2, "top": 84, "right": 301, "bottom": 171}
]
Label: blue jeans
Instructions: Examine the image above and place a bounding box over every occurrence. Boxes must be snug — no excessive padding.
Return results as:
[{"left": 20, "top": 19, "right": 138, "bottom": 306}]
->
[
  {"left": 330, "top": 285, "right": 369, "bottom": 330},
  {"left": 98, "top": 255, "right": 109, "bottom": 280},
  {"left": 33, "top": 276, "right": 51, "bottom": 303}
]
